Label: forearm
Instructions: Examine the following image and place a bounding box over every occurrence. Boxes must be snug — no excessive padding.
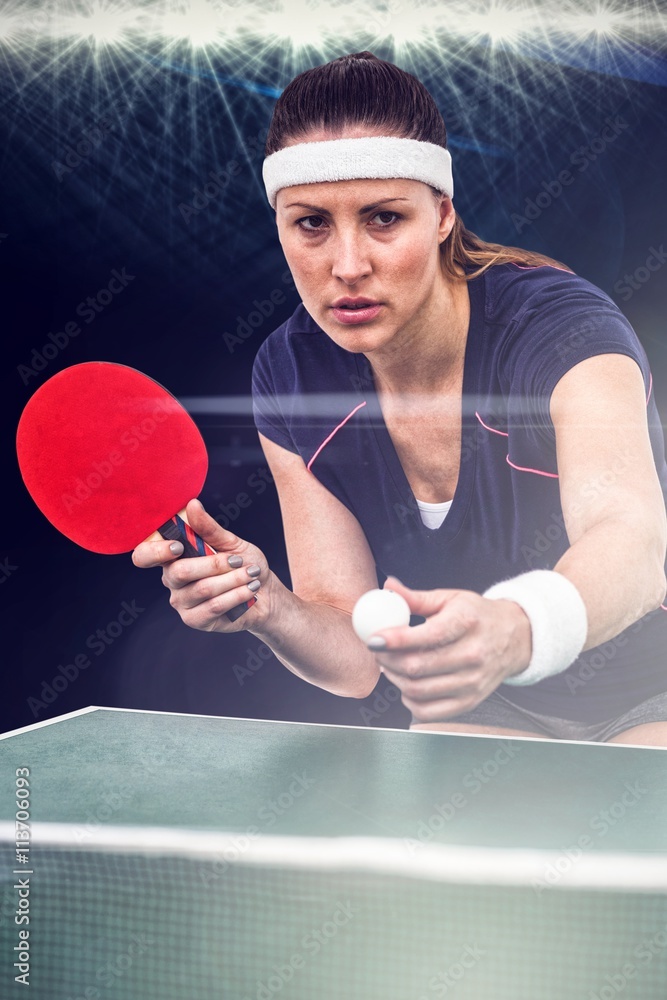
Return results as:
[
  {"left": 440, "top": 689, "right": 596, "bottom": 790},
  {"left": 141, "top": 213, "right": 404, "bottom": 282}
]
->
[
  {"left": 248, "top": 571, "right": 380, "bottom": 698},
  {"left": 554, "top": 514, "right": 667, "bottom": 649}
]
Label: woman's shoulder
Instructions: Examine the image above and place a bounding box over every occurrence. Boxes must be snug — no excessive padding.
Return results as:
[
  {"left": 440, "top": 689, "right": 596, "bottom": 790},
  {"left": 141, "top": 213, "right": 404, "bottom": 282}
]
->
[
  {"left": 481, "top": 262, "right": 648, "bottom": 402},
  {"left": 482, "top": 261, "right": 622, "bottom": 326}
]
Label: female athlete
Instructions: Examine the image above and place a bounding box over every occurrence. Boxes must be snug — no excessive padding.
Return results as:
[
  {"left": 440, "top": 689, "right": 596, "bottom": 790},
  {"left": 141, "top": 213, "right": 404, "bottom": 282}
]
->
[{"left": 133, "top": 52, "right": 667, "bottom": 745}]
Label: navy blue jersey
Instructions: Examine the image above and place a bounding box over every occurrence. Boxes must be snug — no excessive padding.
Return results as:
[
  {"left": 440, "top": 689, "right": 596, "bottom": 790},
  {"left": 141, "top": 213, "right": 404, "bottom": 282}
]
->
[{"left": 252, "top": 262, "right": 667, "bottom": 722}]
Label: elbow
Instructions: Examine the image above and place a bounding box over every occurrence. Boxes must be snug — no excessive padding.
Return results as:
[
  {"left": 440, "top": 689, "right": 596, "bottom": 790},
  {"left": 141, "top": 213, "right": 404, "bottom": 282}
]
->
[
  {"left": 351, "top": 675, "right": 382, "bottom": 700},
  {"left": 649, "top": 569, "right": 667, "bottom": 613},
  {"left": 325, "top": 682, "right": 380, "bottom": 700},
  {"left": 331, "top": 663, "right": 381, "bottom": 700},
  {"left": 636, "top": 515, "right": 667, "bottom": 614},
  {"left": 649, "top": 523, "right": 667, "bottom": 611},
  {"left": 333, "top": 669, "right": 381, "bottom": 700},
  {"left": 639, "top": 542, "right": 667, "bottom": 615}
]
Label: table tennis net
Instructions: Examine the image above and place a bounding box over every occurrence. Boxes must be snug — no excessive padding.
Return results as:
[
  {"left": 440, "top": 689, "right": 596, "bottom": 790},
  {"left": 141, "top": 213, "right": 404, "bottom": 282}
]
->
[{"left": 1, "top": 826, "right": 666, "bottom": 1000}]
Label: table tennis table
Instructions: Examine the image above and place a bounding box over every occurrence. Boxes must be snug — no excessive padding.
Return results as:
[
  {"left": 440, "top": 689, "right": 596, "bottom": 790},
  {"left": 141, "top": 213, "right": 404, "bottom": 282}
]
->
[{"left": 1, "top": 706, "right": 666, "bottom": 999}]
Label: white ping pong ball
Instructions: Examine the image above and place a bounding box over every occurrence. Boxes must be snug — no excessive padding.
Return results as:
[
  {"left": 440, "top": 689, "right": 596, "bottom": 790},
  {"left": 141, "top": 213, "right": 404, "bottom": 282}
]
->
[{"left": 352, "top": 588, "right": 411, "bottom": 643}]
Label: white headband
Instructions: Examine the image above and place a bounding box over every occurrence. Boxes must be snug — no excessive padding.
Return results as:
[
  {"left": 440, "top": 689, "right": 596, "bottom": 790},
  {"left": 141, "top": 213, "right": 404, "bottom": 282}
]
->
[{"left": 262, "top": 136, "right": 453, "bottom": 209}]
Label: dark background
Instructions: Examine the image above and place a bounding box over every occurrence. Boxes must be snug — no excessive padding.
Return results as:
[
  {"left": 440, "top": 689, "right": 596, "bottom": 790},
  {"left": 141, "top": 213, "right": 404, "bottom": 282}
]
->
[{"left": 2, "top": 6, "right": 667, "bottom": 735}]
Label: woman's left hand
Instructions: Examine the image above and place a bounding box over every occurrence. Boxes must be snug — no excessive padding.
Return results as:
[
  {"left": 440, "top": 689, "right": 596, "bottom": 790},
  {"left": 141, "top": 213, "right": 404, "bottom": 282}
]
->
[{"left": 371, "top": 576, "right": 533, "bottom": 722}]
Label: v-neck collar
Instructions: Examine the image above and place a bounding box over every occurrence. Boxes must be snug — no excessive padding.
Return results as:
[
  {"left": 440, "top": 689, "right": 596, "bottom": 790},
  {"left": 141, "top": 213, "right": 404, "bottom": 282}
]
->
[{"left": 352, "top": 269, "right": 486, "bottom": 541}]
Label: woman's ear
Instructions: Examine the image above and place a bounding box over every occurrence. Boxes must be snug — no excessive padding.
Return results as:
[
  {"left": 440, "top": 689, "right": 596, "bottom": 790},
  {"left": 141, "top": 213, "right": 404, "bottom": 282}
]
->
[{"left": 437, "top": 195, "right": 456, "bottom": 244}]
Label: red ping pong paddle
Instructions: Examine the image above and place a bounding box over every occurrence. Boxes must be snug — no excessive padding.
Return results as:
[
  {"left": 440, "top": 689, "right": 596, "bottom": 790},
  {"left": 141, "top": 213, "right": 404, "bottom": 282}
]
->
[{"left": 16, "top": 361, "right": 256, "bottom": 623}]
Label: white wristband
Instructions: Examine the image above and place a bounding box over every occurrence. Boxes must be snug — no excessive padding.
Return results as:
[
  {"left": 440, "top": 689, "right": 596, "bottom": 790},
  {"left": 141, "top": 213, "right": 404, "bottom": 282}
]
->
[{"left": 482, "top": 570, "right": 588, "bottom": 686}]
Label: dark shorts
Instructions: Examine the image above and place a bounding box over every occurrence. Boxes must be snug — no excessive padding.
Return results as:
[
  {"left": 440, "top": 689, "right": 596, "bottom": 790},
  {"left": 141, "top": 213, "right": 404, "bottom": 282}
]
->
[{"left": 417, "top": 689, "right": 667, "bottom": 742}]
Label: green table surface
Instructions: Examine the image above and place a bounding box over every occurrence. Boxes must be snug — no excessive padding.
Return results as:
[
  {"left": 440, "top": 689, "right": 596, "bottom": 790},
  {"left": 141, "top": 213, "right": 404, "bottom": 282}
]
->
[{"left": 1, "top": 707, "right": 665, "bottom": 853}]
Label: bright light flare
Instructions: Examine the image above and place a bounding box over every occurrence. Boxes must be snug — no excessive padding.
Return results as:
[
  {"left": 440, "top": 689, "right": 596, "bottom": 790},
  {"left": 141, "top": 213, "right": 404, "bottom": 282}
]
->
[
  {"left": 457, "top": 4, "right": 539, "bottom": 46},
  {"left": 368, "top": 5, "right": 434, "bottom": 47},
  {"left": 51, "top": 2, "right": 142, "bottom": 46},
  {"left": 262, "top": 0, "right": 329, "bottom": 51},
  {"left": 1, "top": 0, "right": 664, "bottom": 52},
  {"left": 160, "top": 0, "right": 225, "bottom": 49},
  {"left": 0, "top": 12, "right": 22, "bottom": 44},
  {"left": 570, "top": 7, "right": 631, "bottom": 40}
]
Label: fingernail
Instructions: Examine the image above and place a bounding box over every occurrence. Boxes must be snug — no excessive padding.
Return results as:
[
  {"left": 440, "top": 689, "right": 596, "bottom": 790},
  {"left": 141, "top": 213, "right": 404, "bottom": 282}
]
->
[
  {"left": 367, "top": 636, "right": 387, "bottom": 650},
  {"left": 247, "top": 564, "right": 261, "bottom": 578},
  {"left": 192, "top": 498, "right": 204, "bottom": 509},
  {"left": 228, "top": 555, "right": 243, "bottom": 568},
  {"left": 248, "top": 580, "right": 261, "bottom": 593},
  {"left": 169, "top": 541, "right": 184, "bottom": 555}
]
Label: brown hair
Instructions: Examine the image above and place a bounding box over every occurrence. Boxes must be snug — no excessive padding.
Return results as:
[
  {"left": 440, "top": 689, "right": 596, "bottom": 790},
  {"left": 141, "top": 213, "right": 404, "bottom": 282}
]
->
[{"left": 265, "top": 51, "right": 571, "bottom": 279}]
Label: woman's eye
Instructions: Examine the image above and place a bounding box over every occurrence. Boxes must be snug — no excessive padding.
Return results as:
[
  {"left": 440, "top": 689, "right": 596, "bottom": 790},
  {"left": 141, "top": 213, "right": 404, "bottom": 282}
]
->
[
  {"left": 296, "top": 211, "right": 400, "bottom": 233},
  {"left": 297, "top": 216, "right": 327, "bottom": 231},
  {"left": 371, "top": 211, "right": 399, "bottom": 226}
]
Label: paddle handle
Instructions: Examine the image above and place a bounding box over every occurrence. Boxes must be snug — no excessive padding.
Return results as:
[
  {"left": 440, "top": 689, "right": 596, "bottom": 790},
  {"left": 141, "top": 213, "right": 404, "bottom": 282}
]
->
[{"left": 155, "top": 511, "right": 256, "bottom": 622}]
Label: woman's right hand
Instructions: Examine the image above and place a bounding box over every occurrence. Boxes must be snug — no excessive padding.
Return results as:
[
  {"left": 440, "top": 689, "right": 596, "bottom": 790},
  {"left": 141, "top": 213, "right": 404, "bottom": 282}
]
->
[{"left": 131, "top": 498, "right": 273, "bottom": 634}]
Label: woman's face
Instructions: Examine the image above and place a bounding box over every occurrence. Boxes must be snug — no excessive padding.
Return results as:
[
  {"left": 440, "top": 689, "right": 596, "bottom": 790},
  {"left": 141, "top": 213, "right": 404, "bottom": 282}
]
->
[{"left": 274, "top": 129, "right": 456, "bottom": 356}]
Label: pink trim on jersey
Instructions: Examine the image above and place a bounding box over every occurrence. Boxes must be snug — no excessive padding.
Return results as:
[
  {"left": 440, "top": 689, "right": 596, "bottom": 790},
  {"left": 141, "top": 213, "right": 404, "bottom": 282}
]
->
[
  {"left": 475, "top": 411, "right": 508, "bottom": 437},
  {"left": 307, "top": 401, "right": 368, "bottom": 472},
  {"left": 476, "top": 411, "right": 558, "bottom": 478},
  {"left": 506, "top": 455, "right": 559, "bottom": 478}
]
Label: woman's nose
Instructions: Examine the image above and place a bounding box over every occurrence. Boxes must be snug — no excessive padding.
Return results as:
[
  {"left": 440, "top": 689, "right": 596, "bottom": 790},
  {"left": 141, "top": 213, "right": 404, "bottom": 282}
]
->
[{"left": 330, "top": 232, "right": 373, "bottom": 284}]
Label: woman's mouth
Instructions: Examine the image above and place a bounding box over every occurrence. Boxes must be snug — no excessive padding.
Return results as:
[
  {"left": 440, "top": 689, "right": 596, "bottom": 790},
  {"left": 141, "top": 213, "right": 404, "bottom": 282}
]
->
[{"left": 331, "top": 302, "right": 383, "bottom": 325}]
